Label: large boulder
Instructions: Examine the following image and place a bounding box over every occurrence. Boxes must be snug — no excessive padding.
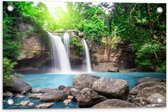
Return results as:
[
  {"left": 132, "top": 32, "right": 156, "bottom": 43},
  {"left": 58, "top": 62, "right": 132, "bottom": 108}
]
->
[
  {"left": 130, "top": 81, "right": 165, "bottom": 95},
  {"left": 76, "top": 88, "right": 106, "bottom": 107},
  {"left": 92, "top": 99, "right": 136, "bottom": 108},
  {"left": 137, "top": 84, "right": 166, "bottom": 98},
  {"left": 137, "top": 77, "right": 163, "bottom": 85},
  {"left": 40, "top": 90, "right": 68, "bottom": 102},
  {"left": 92, "top": 78, "right": 129, "bottom": 100},
  {"left": 4, "top": 75, "right": 32, "bottom": 94},
  {"left": 73, "top": 74, "right": 100, "bottom": 89}
]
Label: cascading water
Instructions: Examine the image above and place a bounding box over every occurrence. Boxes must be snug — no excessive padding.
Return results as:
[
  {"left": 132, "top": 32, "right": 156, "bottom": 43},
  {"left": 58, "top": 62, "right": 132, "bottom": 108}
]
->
[
  {"left": 63, "top": 32, "right": 70, "bottom": 56},
  {"left": 81, "top": 39, "right": 92, "bottom": 72},
  {"left": 48, "top": 32, "right": 71, "bottom": 72}
]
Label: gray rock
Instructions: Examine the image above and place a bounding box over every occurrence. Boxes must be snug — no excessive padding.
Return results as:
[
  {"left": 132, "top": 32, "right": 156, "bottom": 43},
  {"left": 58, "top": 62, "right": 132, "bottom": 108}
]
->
[
  {"left": 3, "top": 91, "right": 13, "bottom": 97},
  {"left": 132, "top": 97, "right": 149, "bottom": 106},
  {"left": 92, "top": 78, "right": 129, "bottom": 100},
  {"left": 137, "top": 77, "right": 163, "bottom": 85},
  {"left": 35, "top": 103, "right": 54, "bottom": 108},
  {"left": 39, "top": 88, "right": 58, "bottom": 93},
  {"left": 137, "top": 84, "right": 166, "bottom": 98},
  {"left": 30, "top": 93, "right": 42, "bottom": 99},
  {"left": 58, "top": 85, "right": 66, "bottom": 90},
  {"left": 40, "top": 90, "right": 68, "bottom": 102},
  {"left": 20, "top": 100, "right": 34, "bottom": 106},
  {"left": 69, "top": 88, "right": 80, "bottom": 98},
  {"left": 147, "top": 93, "right": 166, "bottom": 104},
  {"left": 4, "top": 75, "right": 32, "bottom": 94},
  {"left": 73, "top": 74, "right": 100, "bottom": 89},
  {"left": 145, "top": 103, "right": 166, "bottom": 107},
  {"left": 92, "top": 99, "right": 136, "bottom": 108},
  {"left": 76, "top": 88, "right": 106, "bottom": 107},
  {"left": 130, "top": 81, "right": 165, "bottom": 95}
]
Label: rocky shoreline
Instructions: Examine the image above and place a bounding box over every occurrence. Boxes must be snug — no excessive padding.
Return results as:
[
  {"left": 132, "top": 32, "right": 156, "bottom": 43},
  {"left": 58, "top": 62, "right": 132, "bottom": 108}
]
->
[{"left": 3, "top": 74, "right": 166, "bottom": 108}]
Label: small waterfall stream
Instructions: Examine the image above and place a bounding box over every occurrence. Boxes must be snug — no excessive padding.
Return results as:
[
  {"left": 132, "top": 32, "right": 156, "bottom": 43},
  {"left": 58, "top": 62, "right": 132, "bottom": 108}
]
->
[
  {"left": 63, "top": 32, "right": 70, "bottom": 56},
  {"left": 81, "top": 39, "right": 92, "bottom": 72}
]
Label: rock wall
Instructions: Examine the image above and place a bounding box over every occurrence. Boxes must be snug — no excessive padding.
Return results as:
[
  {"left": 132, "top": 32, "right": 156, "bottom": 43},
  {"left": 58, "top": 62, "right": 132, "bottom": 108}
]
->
[{"left": 90, "top": 39, "right": 136, "bottom": 72}]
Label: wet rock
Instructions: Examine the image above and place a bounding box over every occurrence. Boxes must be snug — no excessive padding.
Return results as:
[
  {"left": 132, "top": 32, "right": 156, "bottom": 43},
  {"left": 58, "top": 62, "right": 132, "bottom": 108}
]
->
[
  {"left": 130, "top": 81, "right": 165, "bottom": 95},
  {"left": 15, "top": 94, "right": 24, "bottom": 98},
  {"left": 68, "top": 95, "right": 74, "bottom": 100},
  {"left": 40, "top": 90, "right": 68, "bottom": 102},
  {"left": 30, "top": 93, "right": 42, "bottom": 99},
  {"left": 69, "top": 88, "right": 80, "bottom": 98},
  {"left": 39, "top": 88, "right": 58, "bottom": 93},
  {"left": 73, "top": 74, "right": 100, "bottom": 89},
  {"left": 147, "top": 93, "right": 166, "bottom": 104},
  {"left": 58, "top": 85, "right": 66, "bottom": 90},
  {"left": 3, "top": 91, "right": 13, "bottom": 97},
  {"left": 92, "top": 99, "right": 136, "bottom": 108},
  {"left": 92, "top": 78, "right": 129, "bottom": 100},
  {"left": 63, "top": 87, "right": 71, "bottom": 96},
  {"left": 132, "top": 97, "right": 149, "bottom": 106},
  {"left": 31, "top": 89, "right": 41, "bottom": 93},
  {"left": 137, "top": 84, "right": 166, "bottom": 98},
  {"left": 4, "top": 75, "right": 32, "bottom": 94},
  {"left": 20, "top": 100, "right": 34, "bottom": 106},
  {"left": 63, "top": 99, "right": 72, "bottom": 105},
  {"left": 35, "top": 103, "right": 54, "bottom": 108},
  {"left": 137, "top": 77, "right": 163, "bottom": 85},
  {"left": 76, "top": 88, "right": 106, "bottom": 107}
]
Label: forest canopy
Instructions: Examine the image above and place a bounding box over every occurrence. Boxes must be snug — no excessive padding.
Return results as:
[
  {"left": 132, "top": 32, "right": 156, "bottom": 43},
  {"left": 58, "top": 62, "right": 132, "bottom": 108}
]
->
[{"left": 3, "top": 1, "right": 166, "bottom": 75}]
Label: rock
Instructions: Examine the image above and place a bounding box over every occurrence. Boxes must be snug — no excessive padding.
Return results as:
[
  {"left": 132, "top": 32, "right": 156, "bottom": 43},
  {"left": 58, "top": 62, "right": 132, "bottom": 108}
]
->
[
  {"left": 132, "top": 97, "right": 149, "bottom": 106},
  {"left": 68, "top": 95, "right": 74, "bottom": 100},
  {"left": 39, "top": 88, "right": 58, "bottom": 93},
  {"left": 20, "top": 100, "right": 34, "bottom": 106},
  {"left": 73, "top": 74, "right": 100, "bottom": 89},
  {"left": 4, "top": 75, "right": 32, "bottom": 94},
  {"left": 92, "top": 99, "right": 136, "bottom": 108},
  {"left": 147, "top": 93, "right": 166, "bottom": 104},
  {"left": 58, "top": 85, "right": 66, "bottom": 90},
  {"left": 130, "top": 81, "right": 165, "bottom": 95},
  {"left": 137, "top": 84, "right": 166, "bottom": 98},
  {"left": 76, "top": 88, "right": 106, "bottom": 107},
  {"left": 63, "top": 87, "right": 71, "bottom": 96},
  {"left": 40, "top": 90, "right": 68, "bottom": 102},
  {"left": 35, "top": 103, "right": 54, "bottom": 108},
  {"left": 137, "top": 77, "right": 163, "bottom": 85},
  {"left": 31, "top": 89, "right": 41, "bottom": 93},
  {"left": 15, "top": 94, "right": 24, "bottom": 98},
  {"left": 30, "top": 93, "right": 42, "bottom": 99},
  {"left": 92, "top": 78, "right": 129, "bottom": 100},
  {"left": 69, "top": 88, "right": 80, "bottom": 98},
  {"left": 145, "top": 103, "right": 166, "bottom": 107},
  {"left": 3, "top": 91, "right": 13, "bottom": 97},
  {"left": 63, "top": 99, "right": 72, "bottom": 105}
]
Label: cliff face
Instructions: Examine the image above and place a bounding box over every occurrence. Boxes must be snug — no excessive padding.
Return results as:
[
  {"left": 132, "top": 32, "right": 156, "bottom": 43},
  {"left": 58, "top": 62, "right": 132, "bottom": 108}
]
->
[
  {"left": 90, "top": 39, "right": 136, "bottom": 72},
  {"left": 15, "top": 24, "right": 51, "bottom": 73}
]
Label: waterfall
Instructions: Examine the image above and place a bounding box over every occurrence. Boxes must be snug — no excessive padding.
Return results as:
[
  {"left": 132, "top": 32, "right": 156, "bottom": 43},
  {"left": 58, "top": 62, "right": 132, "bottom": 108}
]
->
[
  {"left": 48, "top": 32, "right": 71, "bottom": 72},
  {"left": 63, "top": 32, "right": 70, "bottom": 56},
  {"left": 81, "top": 39, "right": 92, "bottom": 72}
]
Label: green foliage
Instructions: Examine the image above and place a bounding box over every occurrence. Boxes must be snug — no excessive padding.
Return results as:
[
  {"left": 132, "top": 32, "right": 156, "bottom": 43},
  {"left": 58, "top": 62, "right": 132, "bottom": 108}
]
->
[{"left": 3, "top": 58, "right": 17, "bottom": 85}]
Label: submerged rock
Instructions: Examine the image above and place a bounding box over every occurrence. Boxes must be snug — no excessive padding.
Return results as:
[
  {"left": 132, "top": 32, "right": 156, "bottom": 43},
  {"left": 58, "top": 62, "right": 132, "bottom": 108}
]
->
[
  {"left": 73, "top": 74, "right": 100, "bottom": 89},
  {"left": 137, "top": 77, "right": 163, "bottom": 85},
  {"left": 40, "top": 90, "right": 68, "bottom": 102},
  {"left": 76, "top": 88, "right": 106, "bottom": 107},
  {"left": 92, "top": 99, "right": 136, "bottom": 108},
  {"left": 4, "top": 75, "right": 32, "bottom": 94},
  {"left": 35, "top": 103, "right": 54, "bottom": 108},
  {"left": 63, "top": 99, "right": 72, "bottom": 105},
  {"left": 20, "top": 100, "right": 34, "bottom": 106},
  {"left": 92, "top": 78, "right": 129, "bottom": 100}
]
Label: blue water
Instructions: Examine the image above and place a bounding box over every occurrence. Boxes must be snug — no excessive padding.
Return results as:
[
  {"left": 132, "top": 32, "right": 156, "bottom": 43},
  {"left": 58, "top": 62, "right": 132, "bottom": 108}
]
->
[
  {"left": 4, "top": 72, "right": 166, "bottom": 109},
  {"left": 20, "top": 72, "right": 166, "bottom": 89}
]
